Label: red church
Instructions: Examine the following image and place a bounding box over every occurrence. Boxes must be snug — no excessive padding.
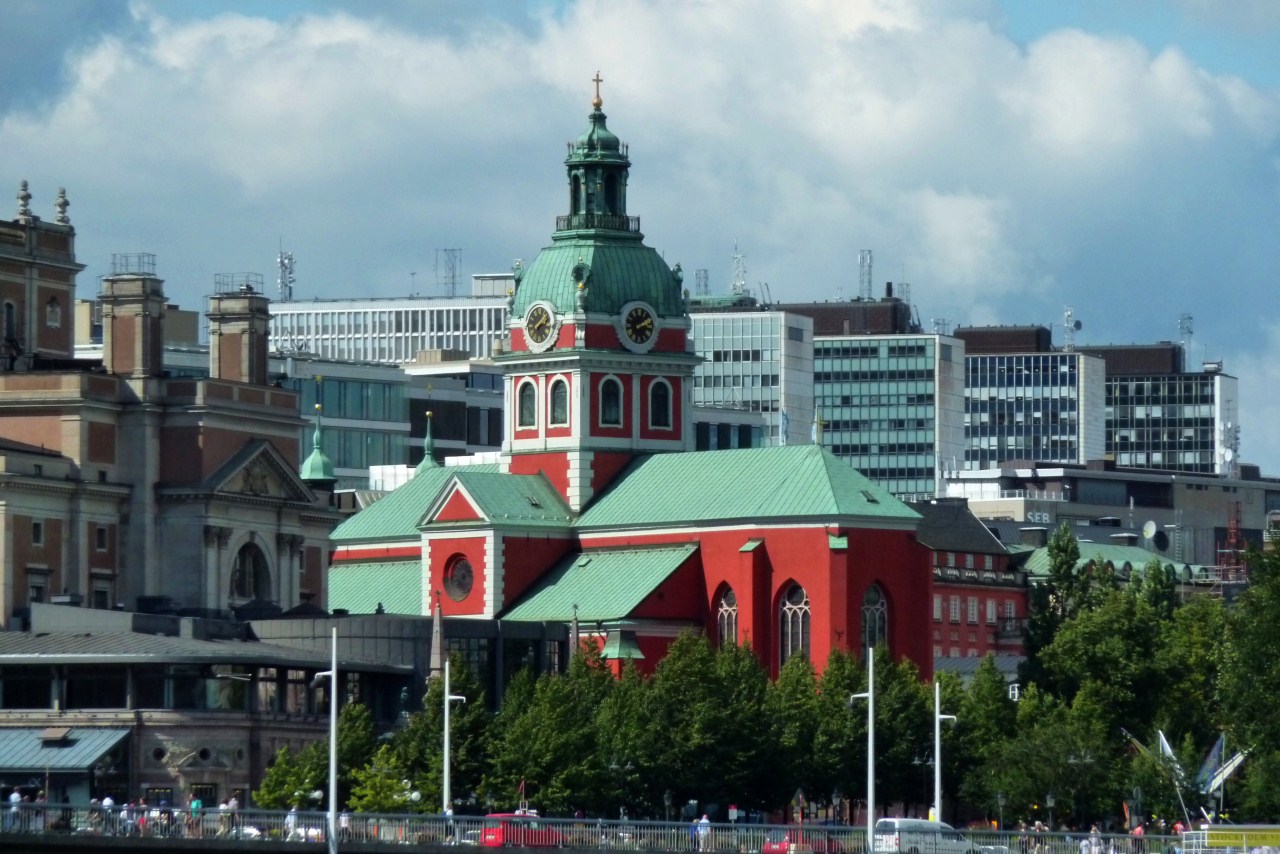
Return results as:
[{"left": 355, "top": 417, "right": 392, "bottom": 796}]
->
[{"left": 328, "top": 84, "right": 934, "bottom": 679}]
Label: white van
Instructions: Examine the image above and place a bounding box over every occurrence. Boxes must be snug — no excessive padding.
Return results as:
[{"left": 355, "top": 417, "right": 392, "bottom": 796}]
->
[{"left": 873, "top": 819, "right": 975, "bottom": 854}]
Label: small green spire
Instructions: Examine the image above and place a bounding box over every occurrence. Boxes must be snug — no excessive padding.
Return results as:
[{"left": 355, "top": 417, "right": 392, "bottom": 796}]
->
[
  {"left": 300, "top": 403, "right": 336, "bottom": 488},
  {"left": 416, "top": 411, "right": 438, "bottom": 474}
]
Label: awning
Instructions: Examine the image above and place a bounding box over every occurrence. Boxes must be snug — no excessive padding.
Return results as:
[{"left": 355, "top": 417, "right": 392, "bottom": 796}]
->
[{"left": 0, "top": 727, "right": 129, "bottom": 773}]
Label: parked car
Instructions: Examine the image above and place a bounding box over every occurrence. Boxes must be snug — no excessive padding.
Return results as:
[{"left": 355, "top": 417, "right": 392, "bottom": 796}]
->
[
  {"left": 481, "top": 812, "right": 564, "bottom": 848},
  {"left": 763, "top": 826, "right": 849, "bottom": 854},
  {"left": 873, "top": 819, "right": 975, "bottom": 854}
]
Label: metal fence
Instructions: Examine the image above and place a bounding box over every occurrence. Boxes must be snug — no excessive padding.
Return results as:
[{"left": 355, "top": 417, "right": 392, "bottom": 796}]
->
[{"left": 0, "top": 804, "right": 1182, "bottom": 852}]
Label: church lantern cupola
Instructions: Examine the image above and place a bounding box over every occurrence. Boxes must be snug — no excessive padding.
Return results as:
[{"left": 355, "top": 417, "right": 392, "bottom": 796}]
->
[{"left": 564, "top": 72, "right": 633, "bottom": 231}]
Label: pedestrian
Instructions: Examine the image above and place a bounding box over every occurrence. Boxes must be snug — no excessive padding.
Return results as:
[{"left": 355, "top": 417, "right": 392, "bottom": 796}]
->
[
  {"left": 187, "top": 792, "right": 203, "bottom": 837},
  {"left": 101, "top": 793, "right": 116, "bottom": 836},
  {"left": 286, "top": 804, "right": 300, "bottom": 841},
  {"left": 7, "top": 786, "right": 21, "bottom": 832},
  {"left": 339, "top": 810, "right": 351, "bottom": 842},
  {"left": 698, "top": 814, "right": 711, "bottom": 852}
]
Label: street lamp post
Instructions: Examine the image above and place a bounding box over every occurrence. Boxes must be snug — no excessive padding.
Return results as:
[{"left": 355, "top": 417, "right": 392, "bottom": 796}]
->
[
  {"left": 1046, "top": 792, "right": 1055, "bottom": 831},
  {"left": 442, "top": 659, "right": 467, "bottom": 815},
  {"left": 850, "top": 647, "right": 876, "bottom": 850},
  {"left": 996, "top": 792, "right": 1006, "bottom": 831},
  {"left": 310, "top": 628, "right": 339, "bottom": 854},
  {"left": 933, "top": 680, "right": 956, "bottom": 822}
]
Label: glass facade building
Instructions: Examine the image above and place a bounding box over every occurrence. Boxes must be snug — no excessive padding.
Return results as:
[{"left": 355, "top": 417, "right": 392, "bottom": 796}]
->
[
  {"left": 689, "top": 311, "right": 814, "bottom": 446},
  {"left": 1107, "top": 371, "right": 1239, "bottom": 474},
  {"left": 964, "top": 352, "right": 1106, "bottom": 470},
  {"left": 814, "top": 334, "right": 965, "bottom": 499}
]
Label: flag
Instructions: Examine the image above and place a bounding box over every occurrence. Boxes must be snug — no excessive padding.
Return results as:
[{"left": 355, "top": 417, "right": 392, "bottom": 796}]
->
[
  {"left": 1158, "top": 730, "right": 1176, "bottom": 760},
  {"left": 1196, "top": 734, "right": 1225, "bottom": 792},
  {"left": 1122, "top": 801, "right": 1130, "bottom": 827}
]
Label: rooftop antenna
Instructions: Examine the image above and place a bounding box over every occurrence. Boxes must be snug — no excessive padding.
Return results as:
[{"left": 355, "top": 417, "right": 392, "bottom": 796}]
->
[
  {"left": 277, "top": 242, "right": 295, "bottom": 302},
  {"left": 858, "top": 249, "right": 873, "bottom": 301},
  {"left": 931, "top": 318, "right": 949, "bottom": 335},
  {"left": 730, "top": 242, "right": 747, "bottom": 296},
  {"left": 1063, "top": 306, "right": 1082, "bottom": 352},
  {"left": 410, "top": 271, "right": 417, "bottom": 296},
  {"left": 695, "top": 268, "right": 710, "bottom": 297},
  {"left": 1179, "top": 313, "right": 1194, "bottom": 364},
  {"left": 435, "top": 248, "right": 461, "bottom": 298}
]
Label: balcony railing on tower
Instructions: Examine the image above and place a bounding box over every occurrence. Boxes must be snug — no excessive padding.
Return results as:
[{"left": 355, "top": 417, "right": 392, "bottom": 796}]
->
[{"left": 556, "top": 213, "right": 640, "bottom": 233}]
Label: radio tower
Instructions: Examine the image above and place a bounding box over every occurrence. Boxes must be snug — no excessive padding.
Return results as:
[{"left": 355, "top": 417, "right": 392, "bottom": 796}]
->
[
  {"left": 858, "top": 250, "right": 872, "bottom": 301},
  {"left": 435, "top": 249, "right": 461, "bottom": 298},
  {"left": 730, "top": 243, "right": 747, "bottom": 296},
  {"left": 695, "top": 268, "right": 710, "bottom": 296},
  {"left": 277, "top": 246, "right": 296, "bottom": 302}
]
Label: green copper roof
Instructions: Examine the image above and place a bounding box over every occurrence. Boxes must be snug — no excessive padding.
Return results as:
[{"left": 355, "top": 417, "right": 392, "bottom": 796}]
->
[
  {"left": 328, "top": 560, "right": 421, "bottom": 615},
  {"left": 501, "top": 543, "right": 697, "bottom": 622},
  {"left": 577, "top": 445, "right": 920, "bottom": 530},
  {"left": 1022, "top": 541, "right": 1212, "bottom": 581},
  {"left": 439, "top": 471, "right": 574, "bottom": 529},
  {"left": 331, "top": 462, "right": 499, "bottom": 543},
  {"left": 511, "top": 238, "right": 685, "bottom": 318},
  {"left": 601, "top": 630, "right": 645, "bottom": 660}
]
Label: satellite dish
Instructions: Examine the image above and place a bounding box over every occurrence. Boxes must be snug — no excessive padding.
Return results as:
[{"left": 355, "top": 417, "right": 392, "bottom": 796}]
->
[
  {"left": 1072, "top": 319, "right": 1082, "bottom": 331},
  {"left": 1225, "top": 448, "right": 1235, "bottom": 462},
  {"left": 1142, "top": 520, "right": 1157, "bottom": 540}
]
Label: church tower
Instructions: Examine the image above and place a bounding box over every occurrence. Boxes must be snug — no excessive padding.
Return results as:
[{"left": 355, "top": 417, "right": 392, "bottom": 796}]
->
[{"left": 500, "top": 75, "right": 698, "bottom": 512}]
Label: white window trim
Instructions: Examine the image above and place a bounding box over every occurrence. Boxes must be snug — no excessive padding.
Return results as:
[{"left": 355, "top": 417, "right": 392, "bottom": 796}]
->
[
  {"left": 599, "top": 375, "right": 624, "bottom": 428},
  {"left": 648, "top": 378, "right": 674, "bottom": 431},
  {"left": 516, "top": 378, "right": 538, "bottom": 428},
  {"left": 548, "top": 375, "right": 570, "bottom": 427}
]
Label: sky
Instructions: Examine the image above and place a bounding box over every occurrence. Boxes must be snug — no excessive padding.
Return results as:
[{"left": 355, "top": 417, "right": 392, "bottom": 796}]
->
[{"left": 2, "top": 0, "right": 1278, "bottom": 468}]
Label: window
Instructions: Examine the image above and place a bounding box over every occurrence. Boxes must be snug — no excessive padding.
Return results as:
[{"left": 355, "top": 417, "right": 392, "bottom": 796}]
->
[
  {"left": 444, "top": 556, "right": 474, "bottom": 602},
  {"left": 716, "top": 588, "right": 738, "bottom": 646},
  {"left": 967, "top": 597, "right": 979, "bottom": 624},
  {"left": 861, "top": 584, "right": 888, "bottom": 650},
  {"left": 549, "top": 378, "right": 569, "bottom": 426},
  {"left": 230, "top": 543, "right": 271, "bottom": 601},
  {"left": 517, "top": 381, "right": 537, "bottom": 428},
  {"left": 965, "top": 553, "right": 975, "bottom": 569},
  {"left": 949, "top": 596, "right": 960, "bottom": 623},
  {"left": 45, "top": 298, "right": 61, "bottom": 328},
  {"left": 650, "top": 380, "right": 672, "bottom": 429},
  {"left": 95, "top": 526, "right": 108, "bottom": 551},
  {"left": 600, "top": 377, "right": 622, "bottom": 426},
  {"left": 933, "top": 594, "right": 942, "bottom": 621},
  {"left": 986, "top": 598, "right": 997, "bottom": 625},
  {"left": 31, "top": 520, "right": 43, "bottom": 546},
  {"left": 779, "top": 584, "right": 810, "bottom": 666}
]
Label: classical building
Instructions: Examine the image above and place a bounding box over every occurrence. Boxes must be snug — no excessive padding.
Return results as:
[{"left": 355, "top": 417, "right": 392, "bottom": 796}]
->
[
  {"left": 327, "top": 87, "right": 935, "bottom": 678},
  {"left": 0, "top": 192, "right": 338, "bottom": 627}
]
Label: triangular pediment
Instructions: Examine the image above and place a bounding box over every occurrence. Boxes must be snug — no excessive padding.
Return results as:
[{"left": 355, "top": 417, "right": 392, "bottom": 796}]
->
[
  {"left": 206, "top": 440, "right": 315, "bottom": 503},
  {"left": 426, "top": 481, "right": 487, "bottom": 524}
]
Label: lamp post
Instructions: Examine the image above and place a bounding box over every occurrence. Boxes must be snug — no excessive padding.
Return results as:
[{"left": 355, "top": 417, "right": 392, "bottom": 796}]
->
[
  {"left": 1046, "top": 792, "right": 1055, "bottom": 831},
  {"left": 850, "top": 647, "right": 875, "bottom": 850},
  {"left": 310, "top": 628, "right": 339, "bottom": 854},
  {"left": 933, "top": 680, "right": 956, "bottom": 822},
  {"left": 996, "top": 792, "right": 1006, "bottom": 831},
  {"left": 442, "top": 659, "right": 467, "bottom": 815}
]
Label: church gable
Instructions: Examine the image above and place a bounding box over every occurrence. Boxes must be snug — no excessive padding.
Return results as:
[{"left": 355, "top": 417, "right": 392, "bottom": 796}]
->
[
  {"left": 428, "top": 483, "right": 486, "bottom": 524},
  {"left": 203, "top": 440, "right": 314, "bottom": 503}
]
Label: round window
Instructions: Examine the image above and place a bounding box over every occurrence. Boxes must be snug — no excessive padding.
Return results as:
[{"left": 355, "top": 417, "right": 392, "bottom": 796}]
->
[{"left": 444, "top": 558, "right": 474, "bottom": 602}]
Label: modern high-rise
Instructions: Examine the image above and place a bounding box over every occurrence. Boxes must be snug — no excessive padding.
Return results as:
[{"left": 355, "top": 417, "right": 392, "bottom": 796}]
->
[
  {"left": 962, "top": 351, "right": 1107, "bottom": 469},
  {"left": 688, "top": 310, "right": 815, "bottom": 446}
]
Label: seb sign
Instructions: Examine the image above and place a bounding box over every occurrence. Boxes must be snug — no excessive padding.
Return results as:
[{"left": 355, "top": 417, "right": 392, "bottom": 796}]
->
[{"left": 1025, "top": 503, "right": 1056, "bottom": 526}]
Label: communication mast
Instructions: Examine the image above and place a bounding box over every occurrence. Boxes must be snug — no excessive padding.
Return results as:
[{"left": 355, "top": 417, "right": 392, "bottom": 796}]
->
[
  {"left": 858, "top": 250, "right": 873, "bottom": 301},
  {"left": 1063, "top": 306, "right": 1082, "bottom": 352},
  {"left": 730, "top": 243, "right": 747, "bottom": 296},
  {"left": 435, "top": 249, "right": 461, "bottom": 298},
  {"left": 695, "top": 268, "right": 710, "bottom": 296},
  {"left": 1179, "top": 313, "right": 1194, "bottom": 365},
  {"left": 277, "top": 246, "right": 295, "bottom": 302}
]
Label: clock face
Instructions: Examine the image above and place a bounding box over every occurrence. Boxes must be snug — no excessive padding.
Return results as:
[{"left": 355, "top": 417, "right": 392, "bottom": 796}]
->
[
  {"left": 624, "top": 306, "right": 655, "bottom": 344},
  {"left": 525, "top": 305, "right": 553, "bottom": 344}
]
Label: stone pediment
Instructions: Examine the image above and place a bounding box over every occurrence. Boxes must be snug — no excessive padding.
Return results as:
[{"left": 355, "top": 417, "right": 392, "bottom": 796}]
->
[{"left": 207, "top": 440, "right": 314, "bottom": 503}]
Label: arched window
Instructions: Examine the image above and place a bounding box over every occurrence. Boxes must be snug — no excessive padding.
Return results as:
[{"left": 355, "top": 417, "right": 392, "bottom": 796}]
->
[
  {"left": 779, "top": 583, "right": 810, "bottom": 666},
  {"left": 862, "top": 584, "right": 889, "bottom": 650},
  {"left": 716, "top": 587, "right": 738, "bottom": 647},
  {"left": 600, "top": 377, "right": 622, "bottom": 426},
  {"left": 230, "top": 543, "right": 271, "bottom": 602},
  {"left": 604, "top": 174, "right": 618, "bottom": 214},
  {"left": 444, "top": 555, "right": 474, "bottom": 602},
  {"left": 550, "top": 378, "right": 569, "bottom": 426},
  {"left": 517, "top": 381, "right": 537, "bottom": 428},
  {"left": 571, "top": 175, "right": 582, "bottom": 215},
  {"left": 650, "top": 380, "right": 671, "bottom": 429},
  {"left": 45, "top": 298, "right": 61, "bottom": 329}
]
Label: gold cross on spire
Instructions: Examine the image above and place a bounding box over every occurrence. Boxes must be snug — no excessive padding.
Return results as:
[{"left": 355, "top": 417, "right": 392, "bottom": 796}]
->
[{"left": 592, "top": 70, "right": 604, "bottom": 109}]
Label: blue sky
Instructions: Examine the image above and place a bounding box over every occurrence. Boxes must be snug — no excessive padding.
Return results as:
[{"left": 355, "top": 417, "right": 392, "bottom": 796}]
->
[{"left": 2, "top": 0, "right": 1278, "bottom": 469}]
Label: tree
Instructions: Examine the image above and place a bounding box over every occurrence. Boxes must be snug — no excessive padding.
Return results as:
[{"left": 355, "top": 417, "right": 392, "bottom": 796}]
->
[
  {"left": 1022, "top": 523, "right": 1082, "bottom": 688},
  {"left": 766, "top": 653, "right": 821, "bottom": 811},
  {"left": 1220, "top": 545, "right": 1280, "bottom": 758},
  {"left": 348, "top": 744, "right": 417, "bottom": 813},
  {"left": 955, "top": 656, "right": 1017, "bottom": 816},
  {"left": 810, "top": 649, "right": 867, "bottom": 810},
  {"left": 254, "top": 702, "right": 378, "bottom": 810}
]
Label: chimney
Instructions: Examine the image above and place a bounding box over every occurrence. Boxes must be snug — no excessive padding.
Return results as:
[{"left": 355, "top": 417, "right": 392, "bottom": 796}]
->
[
  {"left": 1019, "top": 526, "right": 1048, "bottom": 547},
  {"left": 885, "top": 281, "right": 894, "bottom": 299},
  {"left": 207, "top": 283, "right": 271, "bottom": 385},
  {"left": 99, "top": 259, "right": 166, "bottom": 378}
]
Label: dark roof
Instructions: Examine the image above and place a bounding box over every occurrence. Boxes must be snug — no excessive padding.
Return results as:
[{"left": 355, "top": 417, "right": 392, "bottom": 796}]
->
[
  {"left": 907, "top": 498, "right": 1008, "bottom": 555},
  {"left": 0, "top": 436, "right": 66, "bottom": 457},
  {"left": 934, "top": 654, "right": 1023, "bottom": 682},
  {"left": 0, "top": 727, "right": 130, "bottom": 773},
  {"left": 0, "top": 631, "right": 410, "bottom": 674}
]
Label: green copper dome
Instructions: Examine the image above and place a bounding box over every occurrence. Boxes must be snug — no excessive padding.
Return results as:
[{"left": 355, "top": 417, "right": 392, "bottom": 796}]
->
[
  {"left": 511, "top": 81, "right": 686, "bottom": 319},
  {"left": 300, "top": 406, "right": 336, "bottom": 488}
]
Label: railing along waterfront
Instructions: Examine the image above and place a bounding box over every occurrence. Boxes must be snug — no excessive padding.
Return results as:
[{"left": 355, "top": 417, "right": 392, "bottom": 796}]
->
[{"left": 0, "top": 804, "right": 1180, "bottom": 852}]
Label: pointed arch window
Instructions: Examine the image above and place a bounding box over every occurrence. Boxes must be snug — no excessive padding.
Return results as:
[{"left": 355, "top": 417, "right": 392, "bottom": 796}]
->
[
  {"left": 650, "top": 379, "right": 672, "bottom": 429},
  {"left": 230, "top": 543, "right": 272, "bottom": 602},
  {"left": 862, "top": 583, "right": 889, "bottom": 651},
  {"left": 517, "top": 380, "right": 537, "bottom": 428},
  {"left": 716, "top": 588, "right": 738, "bottom": 646},
  {"left": 600, "top": 377, "right": 622, "bottom": 427},
  {"left": 550, "top": 378, "right": 569, "bottom": 426},
  {"left": 779, "top": 583, "right": 810, "bottom": 666}
]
